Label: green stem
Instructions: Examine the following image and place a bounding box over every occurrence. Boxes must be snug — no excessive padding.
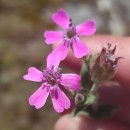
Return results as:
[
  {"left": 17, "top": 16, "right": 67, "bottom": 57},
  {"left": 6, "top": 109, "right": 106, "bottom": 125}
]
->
[{"left": 90, "top": 83, "right": 96, "bottom": 93}]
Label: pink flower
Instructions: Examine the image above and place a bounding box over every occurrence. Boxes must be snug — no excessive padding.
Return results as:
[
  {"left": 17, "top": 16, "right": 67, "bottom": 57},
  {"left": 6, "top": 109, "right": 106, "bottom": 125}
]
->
[
  {"left": 44, "top": 9, "right": 96, "bottom": 60},
  {"left": 23, "top": 54, "right": 80, "bottom": 112}
]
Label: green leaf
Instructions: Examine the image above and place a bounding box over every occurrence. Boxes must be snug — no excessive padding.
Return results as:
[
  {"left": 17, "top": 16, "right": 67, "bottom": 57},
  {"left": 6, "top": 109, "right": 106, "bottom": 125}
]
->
[
  {"left": 80, "top": 56, "right": 93, "bottom": 91},
  {"left": 85, "top": 93, "right": 97, "bottom": 105}
]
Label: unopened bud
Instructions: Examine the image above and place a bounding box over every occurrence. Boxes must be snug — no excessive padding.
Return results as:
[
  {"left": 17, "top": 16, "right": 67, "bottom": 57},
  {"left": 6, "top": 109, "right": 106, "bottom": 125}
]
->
[{"left": 75, "top": 93, "right": 86, "bottom": 106}]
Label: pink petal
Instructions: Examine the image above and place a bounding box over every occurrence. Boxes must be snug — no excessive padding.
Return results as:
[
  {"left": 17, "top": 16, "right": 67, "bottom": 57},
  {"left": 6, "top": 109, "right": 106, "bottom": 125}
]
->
[
  {"left": 60, "top": 74, "right": 80, "bottom": 90},
  {"left": 44, "top": 31, "right": 63, "bottom": 44},
  {"left": 52, "top": 9, "right": 70, "bottom": 29},
  {"left": 51, "top": 43, "right": 68, "bottom": 61},
  {"left": 29, "top": 85, "right": 49, "bottom": 109},
  {"left": 23, "top": 67, "right": 43, "bottom": 82},
  {"left": 76, "top": 20, "right": 96, "bottom": 36},
  {"left": 47, "top": 51, "right": 61, "bottom": 69},
  {"left": 50, "top": 86, "right": 70, "bottom": 112},
  {"left": 72, "top": 37, "right": 89, "bottom": 58}
]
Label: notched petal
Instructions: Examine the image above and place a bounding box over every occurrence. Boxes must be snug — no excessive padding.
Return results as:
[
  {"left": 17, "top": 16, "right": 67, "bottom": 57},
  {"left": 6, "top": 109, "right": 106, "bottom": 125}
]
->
[
  {"left": 72, "top": 37, "right": 89, "bottom": 58},
  {"left": 29, "top": 85, "right": 49, "bottom": 109},
  {"left": 76, "top": 20, "right": 96, "bottom": 36},
  {"left": 47, "top": 51, "right": 61, "bottom": 69},
  {"left": 44, "top": 31, "right": 63, "bottom": 44},
  {"left": 23, "top": 67, "right": 43, "bottom": 82},
  {"left": 50, "top": 86, "right": 71, "bottom": 112},
  {"left": 60, "top": 74, "right": 80, "bottom": 90},
  {"left": 52, "top": 9, "right": 70, "bottom": 29}
]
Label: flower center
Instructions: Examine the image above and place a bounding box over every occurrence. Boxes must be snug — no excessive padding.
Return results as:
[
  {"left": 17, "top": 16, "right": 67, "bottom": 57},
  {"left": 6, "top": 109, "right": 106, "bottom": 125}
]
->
[
  {"left": 43, "top": 66, "right": 61, "bottom": 86},
  {"left": 66, "top": 27, "right": 76, "bottom": 39},
  {"left": 63, "top": 19, "right": 77, "bottom": 47}
]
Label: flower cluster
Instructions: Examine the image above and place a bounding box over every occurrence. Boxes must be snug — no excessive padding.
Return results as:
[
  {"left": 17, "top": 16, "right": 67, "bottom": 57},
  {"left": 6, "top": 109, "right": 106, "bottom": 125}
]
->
[{"left": 23, "top": 9, "right": 96, "bottom": 113}]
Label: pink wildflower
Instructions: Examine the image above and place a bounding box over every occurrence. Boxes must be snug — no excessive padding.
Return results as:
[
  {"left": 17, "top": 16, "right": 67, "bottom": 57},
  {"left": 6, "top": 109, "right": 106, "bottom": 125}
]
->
[
  {"left": 44, "top": 9, "right": 96, "bottom": 60},
  {"left": 23, "top": 54, "right": 80, "bottom": 112}
]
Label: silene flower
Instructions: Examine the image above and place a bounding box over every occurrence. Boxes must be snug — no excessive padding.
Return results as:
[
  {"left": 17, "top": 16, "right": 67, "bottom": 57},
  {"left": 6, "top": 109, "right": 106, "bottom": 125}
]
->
[
  {"left": 23, "top": 54, "right": 80, "bottom": 112},
  {"left": 44, "top": 9, "right": 96, "bottom": 60}
]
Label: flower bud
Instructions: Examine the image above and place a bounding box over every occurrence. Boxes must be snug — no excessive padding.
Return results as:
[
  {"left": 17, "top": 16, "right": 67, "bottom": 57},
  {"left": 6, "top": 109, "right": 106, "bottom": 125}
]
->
[{"left": 75, "top": 93, "right": 86, "bottom": 106}]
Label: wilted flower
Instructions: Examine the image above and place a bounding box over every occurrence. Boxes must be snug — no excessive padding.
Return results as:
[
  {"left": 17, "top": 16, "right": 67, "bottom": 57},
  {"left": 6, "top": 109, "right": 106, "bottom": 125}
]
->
[
  {"left": 44, "top": 9, "right": 96, "bottom": 60},
  {"left": 91, "top": 43, "right": 122, "bottom": 83},
  {"left": 23, "top": 54, "right": 80, "bottom": 112}
]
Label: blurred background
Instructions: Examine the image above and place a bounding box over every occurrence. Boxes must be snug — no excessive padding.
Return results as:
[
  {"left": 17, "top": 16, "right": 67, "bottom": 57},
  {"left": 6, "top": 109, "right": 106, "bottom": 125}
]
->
[{"left": 0, "top": 0, "right": 130, "bottom": 130}]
